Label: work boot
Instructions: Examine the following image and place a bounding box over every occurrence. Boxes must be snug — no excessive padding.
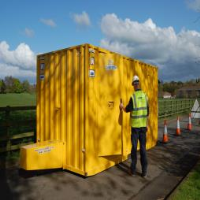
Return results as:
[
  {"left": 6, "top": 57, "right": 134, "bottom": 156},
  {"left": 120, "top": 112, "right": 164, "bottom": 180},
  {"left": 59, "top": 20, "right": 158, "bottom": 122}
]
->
[
  {"left": 129, "top": 168, "right": 136, "bottom": 176},
  {"left": 141, "top": 171, "right": 147, "bottom": 178}
]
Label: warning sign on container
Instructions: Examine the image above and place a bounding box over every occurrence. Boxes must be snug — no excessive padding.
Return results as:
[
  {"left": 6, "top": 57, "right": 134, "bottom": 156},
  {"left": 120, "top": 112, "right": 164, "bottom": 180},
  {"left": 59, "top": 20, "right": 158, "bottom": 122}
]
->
[
  {"left": 105, "top": 60, "right": 117, "bottom": 71},
  {"left": 40, "top": 75, "right": 45, "bottom": 80},
  {"left": 89, "top": 69, "right": 95, "bottom": 77}
]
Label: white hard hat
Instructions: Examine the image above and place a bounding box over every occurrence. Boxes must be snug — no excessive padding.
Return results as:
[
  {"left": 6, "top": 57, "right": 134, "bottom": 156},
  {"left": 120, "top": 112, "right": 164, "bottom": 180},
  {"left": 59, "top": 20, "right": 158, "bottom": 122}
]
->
[{"left": 132, "top": 75, "right": 139, "bottom": 83}]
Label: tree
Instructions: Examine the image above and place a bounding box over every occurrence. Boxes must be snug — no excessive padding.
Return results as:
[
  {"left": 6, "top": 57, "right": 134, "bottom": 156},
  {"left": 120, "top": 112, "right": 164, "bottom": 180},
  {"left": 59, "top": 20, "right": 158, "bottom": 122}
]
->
[
  {"left": 177, "top": 81, "right": 183, "bottom": 86},
  {"left": 196, "top": 78, "right": 200, "bottom": 84},
  {"left": 0, "top": 80, "right": 2, "bottom": 92},
  {"left": 0, "top": 80, "right": 6, "bottom": 94},
  {"left": 4, "top": 76, "right": 15, "bottom": 93},
  {"left": 3, "top": 76, "right": 25, "bottom": 93},
  {"left": 22, "top": 80, "right": 31, "bottom": 93},
  {"left": 163, "top": 82, "right": 179, "bottom": 96},
  {"left": 13, "top": 78, "right": 23, "bottom": 93},
  {"left": 29, "top": 84, "right": 36, "bottom": 93}
]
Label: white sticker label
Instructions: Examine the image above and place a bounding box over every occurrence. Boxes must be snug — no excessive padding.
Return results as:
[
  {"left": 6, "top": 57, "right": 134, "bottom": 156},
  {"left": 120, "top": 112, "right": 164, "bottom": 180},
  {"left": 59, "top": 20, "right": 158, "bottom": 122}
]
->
[
  {"left": 105, "top": 60, "right": 117, "bottom": 70},
  {"left": 39, "top": 56, "right": 45, "bottom": 60},
  {"left": 35, "top": 146, "right": 54, "bottom": 154},
  {"left": 89, "top": 69, "right": 95, "bottom": 77},
  {"left": 90, "top": 57, "right": 95, "bottom": 65},
  {"left": 106, "top": 65, "right": 117, "bottom": 70},
  {"left": 40, "top": 63, "right": 45, "bottom": 70},
  {"left": 89, "top": 48, "right": 95, "bottom": 53}
]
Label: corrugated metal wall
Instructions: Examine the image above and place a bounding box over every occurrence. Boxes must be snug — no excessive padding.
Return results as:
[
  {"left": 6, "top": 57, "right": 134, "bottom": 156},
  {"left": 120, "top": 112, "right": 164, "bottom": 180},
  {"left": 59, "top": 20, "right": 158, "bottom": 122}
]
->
[{"left": 37, "top": 45, "right": 85, "bottom": 174}]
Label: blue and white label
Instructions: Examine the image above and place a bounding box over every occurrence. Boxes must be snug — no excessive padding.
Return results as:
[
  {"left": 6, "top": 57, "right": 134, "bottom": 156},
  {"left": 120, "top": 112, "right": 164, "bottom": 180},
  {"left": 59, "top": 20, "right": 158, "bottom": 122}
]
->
[
  {"left": 40, "top": 75, "right": 45, "bottom": 80},
  {"left": 89, "top": 69, "right": 95, "bottom": 77},
  {"left": 106, "top": 65, "right": 117, "bottom": 70},
  {"left": 106, "top": 59, "right": 117, "bottom": 70}
]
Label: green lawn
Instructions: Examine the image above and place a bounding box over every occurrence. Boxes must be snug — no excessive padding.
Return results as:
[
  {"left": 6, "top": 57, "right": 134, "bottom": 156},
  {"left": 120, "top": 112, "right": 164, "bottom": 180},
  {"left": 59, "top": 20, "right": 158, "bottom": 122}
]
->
[
  {"left": 0, "top": 93, "right": 36, "bottom": 107},
  {"left": 0, "top": 93, "right": 36, "bottom": 136},
  {"left": 171, "top": 162, "right": 200, "bottom": 200}
]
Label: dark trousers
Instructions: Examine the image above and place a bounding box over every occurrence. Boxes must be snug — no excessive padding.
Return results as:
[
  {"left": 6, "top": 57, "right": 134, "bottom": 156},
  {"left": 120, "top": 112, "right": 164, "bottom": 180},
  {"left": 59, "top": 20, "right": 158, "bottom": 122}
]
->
[{"left": 131, "top": 127, "right": 148, "bottom": 173}]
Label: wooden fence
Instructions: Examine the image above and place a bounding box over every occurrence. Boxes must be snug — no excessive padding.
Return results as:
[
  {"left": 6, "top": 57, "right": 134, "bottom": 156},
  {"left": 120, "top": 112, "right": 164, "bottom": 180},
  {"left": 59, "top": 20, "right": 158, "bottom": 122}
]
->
[
  {"left": 0, "top": 99, "right": 195, "bottom": 154},
  {"left": 0, "top": 106, "right": 36, "bottom": 153}
]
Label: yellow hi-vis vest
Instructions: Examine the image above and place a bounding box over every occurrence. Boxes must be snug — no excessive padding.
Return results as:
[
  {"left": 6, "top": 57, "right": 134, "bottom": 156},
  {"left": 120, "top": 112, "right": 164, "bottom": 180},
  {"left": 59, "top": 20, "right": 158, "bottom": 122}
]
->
[{"left": 130, "top": 90, "right": 148, "bottom": 128}]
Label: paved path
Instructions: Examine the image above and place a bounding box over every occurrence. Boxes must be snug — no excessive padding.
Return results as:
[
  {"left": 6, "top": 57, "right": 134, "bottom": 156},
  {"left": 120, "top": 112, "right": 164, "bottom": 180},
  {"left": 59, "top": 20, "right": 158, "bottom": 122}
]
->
[{"left": 0, "top": 117, "right": 200, "bottom": 200}]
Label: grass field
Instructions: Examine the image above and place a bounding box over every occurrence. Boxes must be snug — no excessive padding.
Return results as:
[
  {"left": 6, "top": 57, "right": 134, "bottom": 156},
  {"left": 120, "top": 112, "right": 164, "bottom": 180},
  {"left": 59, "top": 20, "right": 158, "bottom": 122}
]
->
[
  {"left": 0, "top": 93, "right": 36, "bottom": 107},
  {"left": 171, "top": 162, "right": 200, "bottom": 200}
]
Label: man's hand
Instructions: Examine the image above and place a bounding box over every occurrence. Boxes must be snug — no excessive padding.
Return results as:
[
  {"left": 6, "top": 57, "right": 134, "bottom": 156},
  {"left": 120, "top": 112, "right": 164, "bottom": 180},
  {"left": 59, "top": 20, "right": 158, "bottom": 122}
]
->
[{"left": 119, "top": 103, "right": 124, "bottom": 111}]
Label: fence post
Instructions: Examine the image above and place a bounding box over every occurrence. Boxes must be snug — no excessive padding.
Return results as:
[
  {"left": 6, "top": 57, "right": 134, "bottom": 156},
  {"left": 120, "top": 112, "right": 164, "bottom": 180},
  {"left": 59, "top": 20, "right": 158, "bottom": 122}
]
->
[
  {"left": 181, "top": 100, "right": 183, "bottom": 113},
  {"left": 175, "top": 100, "right": 177, "bottom": 115},
  {"left": 5, "top": 106, "right": 11, "bottom": 156},
  {"left": 170, "top": 100, "right": 172, "bottom": 116}
]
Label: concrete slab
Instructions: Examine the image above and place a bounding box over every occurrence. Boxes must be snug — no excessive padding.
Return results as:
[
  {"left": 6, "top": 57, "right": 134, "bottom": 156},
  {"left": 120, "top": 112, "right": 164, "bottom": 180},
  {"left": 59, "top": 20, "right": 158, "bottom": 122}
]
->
[{"left": 0, "top": 116, "right": 200, "bottom": 200}]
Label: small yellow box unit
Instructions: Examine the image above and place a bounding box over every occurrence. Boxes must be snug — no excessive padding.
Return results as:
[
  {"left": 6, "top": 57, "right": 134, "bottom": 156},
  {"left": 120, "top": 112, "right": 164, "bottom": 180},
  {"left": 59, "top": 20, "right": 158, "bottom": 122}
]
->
[
  {"left": 20, "top": 141, "right": 64, "bottom": 170},
  {"left": 20, "top": 44, "right": 158, "bottom": 176}
]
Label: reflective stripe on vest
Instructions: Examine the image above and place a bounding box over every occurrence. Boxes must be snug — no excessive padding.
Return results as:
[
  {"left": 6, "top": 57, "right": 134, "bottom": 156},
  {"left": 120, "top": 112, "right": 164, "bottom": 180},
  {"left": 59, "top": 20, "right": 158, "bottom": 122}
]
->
[{"left": 130, "top": 91, "right": 148, "bottom": 128}]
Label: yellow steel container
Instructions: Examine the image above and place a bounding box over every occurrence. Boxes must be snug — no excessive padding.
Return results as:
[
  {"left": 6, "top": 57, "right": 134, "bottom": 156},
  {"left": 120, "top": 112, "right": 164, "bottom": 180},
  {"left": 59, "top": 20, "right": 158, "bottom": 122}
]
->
[{"left": 20, "top": 44, "right": 158, "bottom": 176}]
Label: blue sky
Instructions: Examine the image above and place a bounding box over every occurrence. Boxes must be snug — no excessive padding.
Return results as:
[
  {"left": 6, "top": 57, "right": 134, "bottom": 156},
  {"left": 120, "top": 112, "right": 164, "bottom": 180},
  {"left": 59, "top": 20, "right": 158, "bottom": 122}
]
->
[{"left": 1, "top": 0, "right": 200, "bottom": 83}]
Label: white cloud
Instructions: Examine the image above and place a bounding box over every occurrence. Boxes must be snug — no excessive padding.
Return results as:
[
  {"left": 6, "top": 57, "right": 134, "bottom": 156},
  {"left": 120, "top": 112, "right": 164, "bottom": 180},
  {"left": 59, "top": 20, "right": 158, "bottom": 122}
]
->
[
  {"left": 40, "top": 18, "right": 56, "bottom": 27},
  {"left": 0, "top": 41, "right": 36, "bottom": 81},
  {"left": 24, "top": 28, "right": 34, "bottom": 37},
  {"left": 100, "top": 14, "right": 200, "bottom": 81},
  {"left": 187, "top": 0, "right": 200, "bottom": 12},
  {"left": 0, "top": 63, "right": 36, "bottom": 78},
  {"left": 72, "top": 11, "right": 91, "bottom": 27}
]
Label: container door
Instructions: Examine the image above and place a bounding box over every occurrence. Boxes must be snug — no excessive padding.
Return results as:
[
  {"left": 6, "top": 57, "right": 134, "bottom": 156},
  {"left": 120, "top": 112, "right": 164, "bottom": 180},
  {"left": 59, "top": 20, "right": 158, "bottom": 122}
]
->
[{"left": 97, "top": 52, "right": 122, "bottom": 156}]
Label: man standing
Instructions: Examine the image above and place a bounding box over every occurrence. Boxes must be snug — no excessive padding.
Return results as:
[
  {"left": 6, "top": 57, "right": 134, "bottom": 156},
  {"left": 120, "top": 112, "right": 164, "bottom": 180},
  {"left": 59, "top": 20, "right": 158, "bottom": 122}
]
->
[{"left": 119, "top": 75, "right": 149, "bottom": 177}]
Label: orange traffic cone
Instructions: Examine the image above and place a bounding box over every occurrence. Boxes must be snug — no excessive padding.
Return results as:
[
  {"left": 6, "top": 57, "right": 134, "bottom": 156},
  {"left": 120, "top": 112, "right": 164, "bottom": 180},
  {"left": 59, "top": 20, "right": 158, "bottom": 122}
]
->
[
  {"left": 176, "top": 116, "right": 181, "bottom": 136},
  {"left": 187, "top": 113, "right": 192, "bottom": 131},
  {"left": 163, "top": 120, "right": 168, "bottom": 143}
]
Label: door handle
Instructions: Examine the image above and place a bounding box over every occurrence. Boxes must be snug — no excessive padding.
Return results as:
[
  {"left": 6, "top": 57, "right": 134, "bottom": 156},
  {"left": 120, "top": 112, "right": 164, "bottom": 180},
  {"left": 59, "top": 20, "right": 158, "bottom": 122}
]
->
[{"left": 55, "top": 107, "right": 60, "bottom": 111}]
